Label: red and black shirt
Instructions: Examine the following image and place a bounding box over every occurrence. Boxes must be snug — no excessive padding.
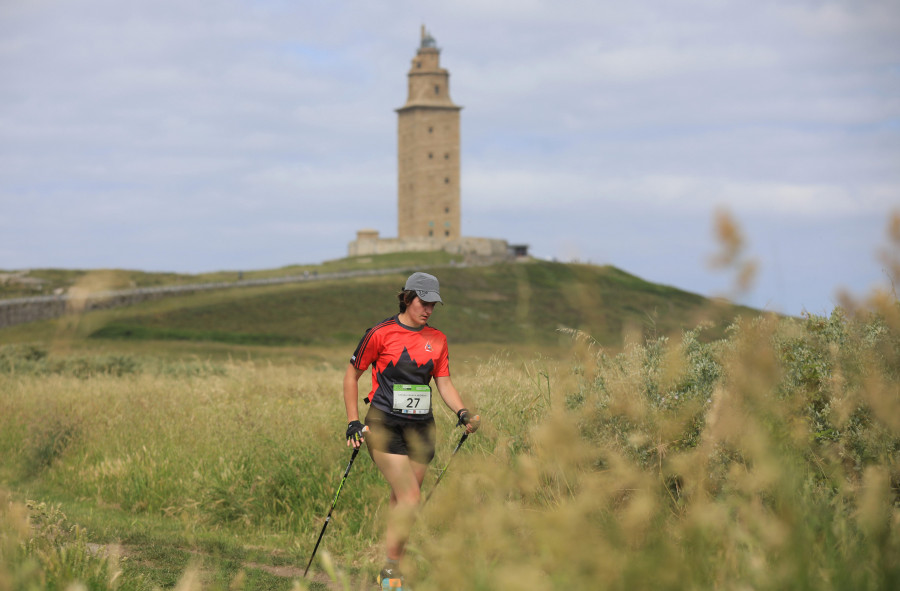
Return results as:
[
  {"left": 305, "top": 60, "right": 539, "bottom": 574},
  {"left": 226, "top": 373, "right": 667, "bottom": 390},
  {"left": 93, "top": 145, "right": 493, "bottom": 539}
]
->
[{"left": 350, "top": 315, "right": 450, "bottom": 420}]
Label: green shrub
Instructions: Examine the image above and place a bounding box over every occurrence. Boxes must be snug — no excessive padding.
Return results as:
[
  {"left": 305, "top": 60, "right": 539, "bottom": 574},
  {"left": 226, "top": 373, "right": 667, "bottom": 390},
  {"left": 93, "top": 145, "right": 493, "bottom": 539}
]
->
[
  {"left": 0, "top": 345, "right": 225, "bottom": 379},
  {"left": 23, "top": 417, "right": 82, "bottom": 477}
]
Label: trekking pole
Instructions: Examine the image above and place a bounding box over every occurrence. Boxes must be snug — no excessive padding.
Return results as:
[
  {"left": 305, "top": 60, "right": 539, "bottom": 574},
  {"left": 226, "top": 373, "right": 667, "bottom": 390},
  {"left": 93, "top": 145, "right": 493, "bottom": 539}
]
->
[
  {"left": 423, "top": 429, "right": 470, "bottom": 505},
  {"left": 304, "top": 433, "right": 366, "bottom": 577}
]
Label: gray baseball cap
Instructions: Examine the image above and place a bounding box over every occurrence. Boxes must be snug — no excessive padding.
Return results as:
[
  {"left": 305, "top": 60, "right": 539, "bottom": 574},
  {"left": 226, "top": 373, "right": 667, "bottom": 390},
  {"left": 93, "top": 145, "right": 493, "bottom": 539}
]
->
[{"left": 405, "top": 272, "right": 442, "bottom": 303}]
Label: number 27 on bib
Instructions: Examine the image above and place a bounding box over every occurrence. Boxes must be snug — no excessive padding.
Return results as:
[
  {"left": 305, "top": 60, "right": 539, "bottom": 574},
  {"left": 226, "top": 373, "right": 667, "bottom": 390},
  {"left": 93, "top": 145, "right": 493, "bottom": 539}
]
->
[{"left": 393, "top": 384, "right": 431, "bottom": 415}]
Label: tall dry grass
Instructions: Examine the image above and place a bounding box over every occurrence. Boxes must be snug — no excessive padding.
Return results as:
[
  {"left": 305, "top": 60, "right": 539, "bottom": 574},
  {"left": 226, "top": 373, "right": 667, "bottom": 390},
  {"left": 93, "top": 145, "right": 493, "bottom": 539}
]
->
[{"left": 411, "top": 299, "right": 899, "bottom": 590}]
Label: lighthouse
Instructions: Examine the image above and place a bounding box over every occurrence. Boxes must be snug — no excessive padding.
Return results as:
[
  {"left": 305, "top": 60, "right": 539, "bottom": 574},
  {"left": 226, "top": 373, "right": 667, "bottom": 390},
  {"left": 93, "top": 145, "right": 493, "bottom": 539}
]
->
[
  {"left": 396, "top": 26, "right": 462, "bottom": 240},
  {"left": 347, "top": 28, "right": 512, "bottom": 261}
]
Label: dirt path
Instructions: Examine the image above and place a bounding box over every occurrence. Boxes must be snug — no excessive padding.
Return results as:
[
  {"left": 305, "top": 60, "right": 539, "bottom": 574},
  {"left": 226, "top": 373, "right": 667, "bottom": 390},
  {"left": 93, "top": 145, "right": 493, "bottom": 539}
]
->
[{"left": 86, "top": 542, "right": 371, "bottom": 590}]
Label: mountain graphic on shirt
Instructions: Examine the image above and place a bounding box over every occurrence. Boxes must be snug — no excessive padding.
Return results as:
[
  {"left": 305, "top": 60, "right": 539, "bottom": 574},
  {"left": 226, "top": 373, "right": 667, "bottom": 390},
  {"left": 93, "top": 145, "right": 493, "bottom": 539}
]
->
[{"left": 378, "top": 346, "right": 435, "bottom": 389}]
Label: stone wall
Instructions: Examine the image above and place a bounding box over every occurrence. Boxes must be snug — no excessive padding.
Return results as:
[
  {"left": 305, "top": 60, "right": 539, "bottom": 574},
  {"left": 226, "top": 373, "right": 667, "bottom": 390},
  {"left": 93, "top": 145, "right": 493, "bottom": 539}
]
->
[
  {"left": 0, "top": 271, "right": 354, "bottom": 329},
  {"left": 1, "top": 286, "right": 204, "bottom": 329},
  {"left": 0, "top": 297, "right": 69, "bottom": 328}
]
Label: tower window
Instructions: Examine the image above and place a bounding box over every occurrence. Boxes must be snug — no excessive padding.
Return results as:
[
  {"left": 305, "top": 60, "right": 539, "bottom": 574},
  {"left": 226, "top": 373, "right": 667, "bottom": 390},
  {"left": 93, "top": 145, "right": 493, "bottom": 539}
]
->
[
  {"left": 429, "top": 230, "right": 433, "bottom": 237},
  {"left": 428, "top": 127, "right": 433, "bottom": 133},
  {"left": 444, "top": 153, "right": 449, "bottom": 159},
  {"left": 444, "top": 207, "right": 449, "bottom": 213},
  {"left": 444, "top": 177, "right": 450, "bottom": 184},
  {"left": 416, "top": 61, "right": 422, "bottom": 68},
  {"left": 428, "top": 153, "right": 433, "bottom": 159},
  {"left": 445, "top": 230, "right": 450, "bottom": 237},
  {"left": 434, "top": 85, "right": 440, "bottom": 94}
]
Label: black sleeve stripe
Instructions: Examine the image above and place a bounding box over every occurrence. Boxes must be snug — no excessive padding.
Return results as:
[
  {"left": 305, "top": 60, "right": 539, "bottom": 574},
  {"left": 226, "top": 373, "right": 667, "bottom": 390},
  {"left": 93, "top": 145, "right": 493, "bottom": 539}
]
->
[
  {"left": 351, "top": 317, "right": 395, "bottom": 369},
  {"left": 350, "top": 329, "right": 371, "bottom": 368}
]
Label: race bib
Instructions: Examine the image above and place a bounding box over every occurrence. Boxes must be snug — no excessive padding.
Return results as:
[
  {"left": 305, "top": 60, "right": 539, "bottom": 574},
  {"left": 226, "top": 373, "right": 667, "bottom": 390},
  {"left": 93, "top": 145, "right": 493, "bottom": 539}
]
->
[{"left": 393, "top": 384, "right": 431, "bottom": 415}]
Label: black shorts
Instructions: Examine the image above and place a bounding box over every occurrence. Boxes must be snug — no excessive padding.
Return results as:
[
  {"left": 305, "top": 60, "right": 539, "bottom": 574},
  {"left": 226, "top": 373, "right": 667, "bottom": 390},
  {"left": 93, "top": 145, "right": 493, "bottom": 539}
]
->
[{"left": 365, "top": 405, "right": 436, "bottom": 464}]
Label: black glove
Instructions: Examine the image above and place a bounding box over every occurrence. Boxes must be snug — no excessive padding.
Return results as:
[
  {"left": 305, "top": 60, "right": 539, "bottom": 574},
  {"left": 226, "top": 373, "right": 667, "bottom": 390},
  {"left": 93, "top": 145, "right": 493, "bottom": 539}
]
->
[
  {"left": 346, "top": 420, "right": 365, "bottom": 444},
  {"left": 456, "top": 408, "right": 481, "bottom": 432}
]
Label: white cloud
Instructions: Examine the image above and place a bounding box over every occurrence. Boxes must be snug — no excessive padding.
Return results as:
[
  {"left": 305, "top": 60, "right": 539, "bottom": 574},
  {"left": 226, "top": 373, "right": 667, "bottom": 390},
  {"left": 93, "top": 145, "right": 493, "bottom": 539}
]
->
[{"left": 463, "top": 165, "right": 896, "bottom": 217}]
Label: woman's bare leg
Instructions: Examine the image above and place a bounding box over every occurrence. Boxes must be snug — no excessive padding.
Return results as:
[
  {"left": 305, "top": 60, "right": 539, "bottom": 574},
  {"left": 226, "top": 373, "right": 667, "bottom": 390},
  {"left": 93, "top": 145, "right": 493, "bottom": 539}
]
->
[{"left": 371, "top": 450, "right": 429, "bottom": 560}]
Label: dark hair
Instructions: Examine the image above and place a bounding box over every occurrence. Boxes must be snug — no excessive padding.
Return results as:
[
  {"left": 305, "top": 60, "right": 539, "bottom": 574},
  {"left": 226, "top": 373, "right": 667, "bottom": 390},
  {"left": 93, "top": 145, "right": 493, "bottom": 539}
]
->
[{"left": 397, "top": 289, "right": 417, "bottom": 313}]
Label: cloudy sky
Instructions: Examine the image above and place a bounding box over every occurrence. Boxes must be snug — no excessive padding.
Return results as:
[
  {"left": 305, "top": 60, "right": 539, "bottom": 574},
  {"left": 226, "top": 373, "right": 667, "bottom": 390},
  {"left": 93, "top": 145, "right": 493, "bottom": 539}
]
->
[{"left": 1, "top": 0, "right": 898, "bottom": 316}]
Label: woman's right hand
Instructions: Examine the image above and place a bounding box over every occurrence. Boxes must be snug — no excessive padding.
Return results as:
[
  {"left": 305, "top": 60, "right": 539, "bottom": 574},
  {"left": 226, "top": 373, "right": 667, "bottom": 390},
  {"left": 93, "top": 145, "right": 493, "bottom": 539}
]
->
[
  {"left": 346, "top": 420, "right": 366, "bottom": 448},
  {"left": 456, "top": 409, "right": 481, "bottom": 434}
]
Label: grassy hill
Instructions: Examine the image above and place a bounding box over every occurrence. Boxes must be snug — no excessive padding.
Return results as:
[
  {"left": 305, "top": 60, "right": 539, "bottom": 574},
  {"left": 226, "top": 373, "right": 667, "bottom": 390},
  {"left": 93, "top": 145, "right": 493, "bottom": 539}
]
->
[{"left": 1, "top": 256, "right": 758, "bottom": 355}]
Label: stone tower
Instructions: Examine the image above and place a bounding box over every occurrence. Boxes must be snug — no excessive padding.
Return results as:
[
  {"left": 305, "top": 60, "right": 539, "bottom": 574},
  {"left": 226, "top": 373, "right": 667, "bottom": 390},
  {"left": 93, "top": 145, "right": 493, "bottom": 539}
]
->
[{"left": 396, "top": 26, "right": 462, "bottom": 240}]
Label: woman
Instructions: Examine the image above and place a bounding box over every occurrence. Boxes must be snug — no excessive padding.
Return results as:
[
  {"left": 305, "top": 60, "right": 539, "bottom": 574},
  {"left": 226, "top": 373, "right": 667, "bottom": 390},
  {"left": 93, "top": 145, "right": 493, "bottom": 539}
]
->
[{"left": 343, "top": 271, "right": 480, "bottom": 590}]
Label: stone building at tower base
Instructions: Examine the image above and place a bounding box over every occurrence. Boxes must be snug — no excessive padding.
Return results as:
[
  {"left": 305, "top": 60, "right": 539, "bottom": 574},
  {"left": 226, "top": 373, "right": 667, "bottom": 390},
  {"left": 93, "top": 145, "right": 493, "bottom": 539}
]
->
[{"left": 348, "top": 230, "right": 509, "bottom": 260}]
